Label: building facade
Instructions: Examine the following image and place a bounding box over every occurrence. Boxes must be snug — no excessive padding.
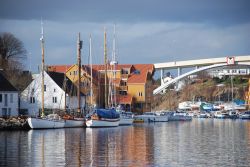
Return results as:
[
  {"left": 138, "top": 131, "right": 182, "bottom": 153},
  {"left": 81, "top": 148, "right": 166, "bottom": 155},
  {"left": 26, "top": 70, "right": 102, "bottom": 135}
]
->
[
  {"left": 20, "top": 71, "right": 85, "bottom": 116},
  {"left": 0, "top": 73, "right": 19, "bottom": 117},
  {"left": 48, "top": 64, "right": 154, "bottom": 113}
]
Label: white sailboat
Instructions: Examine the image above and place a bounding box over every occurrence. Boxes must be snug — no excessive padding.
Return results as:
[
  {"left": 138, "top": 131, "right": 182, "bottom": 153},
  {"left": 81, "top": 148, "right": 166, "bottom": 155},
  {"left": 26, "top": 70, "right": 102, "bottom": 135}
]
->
[
  {"left": 86, "top": 27, "right": 120, "bottom": 127},
  {"left": 110, "top": 25, "right": 133, "bottom": 126},
  {"left": 28, "top": 20, "right": 65, "bottom": 129},
  {"left": 64, "top": 33, "right": 85, "bottom": 128}
]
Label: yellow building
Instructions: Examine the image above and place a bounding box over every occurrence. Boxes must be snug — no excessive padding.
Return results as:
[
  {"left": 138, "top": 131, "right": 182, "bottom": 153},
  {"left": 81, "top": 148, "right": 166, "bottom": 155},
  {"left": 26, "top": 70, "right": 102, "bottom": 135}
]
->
[{"left": 48, "top": 64, "right": 154, "bottom": 113}]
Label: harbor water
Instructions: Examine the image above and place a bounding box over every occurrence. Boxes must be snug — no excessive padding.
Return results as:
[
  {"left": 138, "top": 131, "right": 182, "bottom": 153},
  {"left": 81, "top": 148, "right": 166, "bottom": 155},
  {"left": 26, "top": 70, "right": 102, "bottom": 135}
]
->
[{"left": 1, "top": 119, "right": 250, "bottom": 167}]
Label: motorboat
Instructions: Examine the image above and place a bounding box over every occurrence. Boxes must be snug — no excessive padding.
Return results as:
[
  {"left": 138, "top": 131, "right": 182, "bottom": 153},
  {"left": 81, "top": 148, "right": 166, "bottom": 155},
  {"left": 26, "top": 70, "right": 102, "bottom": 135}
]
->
[
  {"left": 119, "top": 111, "right": 134, "bottom": 125},
  {"left": 228, "top": 110, "right": 238, "bottom": 119},
  {"left": 165, "top": 111, "right": 192, "bottom": 121},
  {"left": 133, "top": 112, "right": 156, "bottom": 123},
  {"left": 239, "top": 111, "right": 250, "bottom": 119},
  {"left": 214, "top": 111, "right": 228, "bottom": 119}
]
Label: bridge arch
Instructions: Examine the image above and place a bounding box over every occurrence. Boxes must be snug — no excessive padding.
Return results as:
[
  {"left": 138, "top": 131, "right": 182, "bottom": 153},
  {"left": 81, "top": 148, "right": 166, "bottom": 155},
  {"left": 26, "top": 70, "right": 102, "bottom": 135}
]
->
[{"left": 153, "top": 63, "right": 250, "bottom": 95}]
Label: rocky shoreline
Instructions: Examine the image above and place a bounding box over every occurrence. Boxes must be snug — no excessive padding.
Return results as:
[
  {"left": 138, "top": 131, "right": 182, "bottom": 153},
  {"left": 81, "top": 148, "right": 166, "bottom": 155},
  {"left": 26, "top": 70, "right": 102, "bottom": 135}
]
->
[{"left": 0, "top": 117, "right": 30, "bottom": 130}]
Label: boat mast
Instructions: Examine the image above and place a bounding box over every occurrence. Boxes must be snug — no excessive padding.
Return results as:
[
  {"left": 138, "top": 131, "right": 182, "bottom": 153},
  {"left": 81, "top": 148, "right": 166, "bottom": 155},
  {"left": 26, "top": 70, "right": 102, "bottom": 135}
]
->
[
  {"left": 112, "top": 24, "right": 117, "bottom": 108},
  {"left": 40, "top": 20, "right": 45, "bottom": 117},
  {"left": 89, "top": 34, "right": 93, "bottom": 106},
  {"left": 104, "top": 28, "right": 108, "bottom": 108},
  {"left": 77, "top": 33, "right": 82, "bottom": 114}
]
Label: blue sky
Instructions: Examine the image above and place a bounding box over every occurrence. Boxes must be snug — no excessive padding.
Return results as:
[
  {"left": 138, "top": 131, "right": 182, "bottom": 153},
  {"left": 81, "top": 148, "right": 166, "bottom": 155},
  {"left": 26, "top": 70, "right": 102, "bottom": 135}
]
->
[{"left": 1, "top": 0, "right": 250, "bottom": 72}]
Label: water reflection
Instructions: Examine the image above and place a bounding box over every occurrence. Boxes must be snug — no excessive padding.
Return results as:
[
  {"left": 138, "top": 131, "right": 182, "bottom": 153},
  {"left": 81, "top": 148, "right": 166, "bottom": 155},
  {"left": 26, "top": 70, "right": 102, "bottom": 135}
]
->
[{"left": 0, "top": 120, "right": 250, "bottom": 166}]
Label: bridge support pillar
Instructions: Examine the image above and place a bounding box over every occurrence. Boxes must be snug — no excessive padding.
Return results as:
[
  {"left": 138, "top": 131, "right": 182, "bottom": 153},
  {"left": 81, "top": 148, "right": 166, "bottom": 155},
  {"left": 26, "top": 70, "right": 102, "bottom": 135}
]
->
[
  {"left": 177, "top": 67, "right": 182, "bottom": 76},
  {"left": 161, "top": 69, "right": 164, "bottom": 85}
]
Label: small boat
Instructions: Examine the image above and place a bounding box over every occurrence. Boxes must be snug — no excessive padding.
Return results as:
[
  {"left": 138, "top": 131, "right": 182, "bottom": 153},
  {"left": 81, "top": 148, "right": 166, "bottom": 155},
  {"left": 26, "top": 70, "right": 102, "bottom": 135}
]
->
[
  {"left": 28, "top": 114, "right": 65, "bottom": 129},
  {"left": 214, "top": 111, "right": 228, "bottom": 119},
  {"left": 85, "top": 108, "right": 120, "bottom": 127},
  {"left": 228, "top": 110, "right": 238, "bottom": 119},
  {"left": 239, "top": 111, "right": 250, "bottom": 119},
  {"left": 133, "top": 112, "right": 156, "bottom": 123},
  {"left": 164, "top": 111, "right": 192, "bottom": 121},
  {"left": 197, "top": 112, "right": 208, "bottom": 118},
  {"left": 119, "top": 111, "right": 134, "bottom": 125},
  {"left": 150, "top": 112, "right": 169, "bottom": 122}
]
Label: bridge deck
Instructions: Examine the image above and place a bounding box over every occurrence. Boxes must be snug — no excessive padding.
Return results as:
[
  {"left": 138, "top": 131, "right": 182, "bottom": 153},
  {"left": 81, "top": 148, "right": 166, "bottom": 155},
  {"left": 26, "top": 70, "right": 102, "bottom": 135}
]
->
[{"left": 154, "top": 55, "right": 250, "bottom": 69}]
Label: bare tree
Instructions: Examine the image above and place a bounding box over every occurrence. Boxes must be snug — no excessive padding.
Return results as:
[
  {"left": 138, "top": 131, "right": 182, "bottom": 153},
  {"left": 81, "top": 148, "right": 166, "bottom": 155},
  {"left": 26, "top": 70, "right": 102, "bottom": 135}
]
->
[{"left": 0, "top": 32, "right": 27, "bottom": 69}]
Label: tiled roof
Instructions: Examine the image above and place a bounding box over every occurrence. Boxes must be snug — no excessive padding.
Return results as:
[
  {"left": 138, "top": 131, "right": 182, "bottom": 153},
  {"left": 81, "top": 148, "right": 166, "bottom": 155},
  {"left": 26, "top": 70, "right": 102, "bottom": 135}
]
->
[
  {"left": 118, "top": 95, "right": 133, "bottom": 104},
  {"left": 47, "top": 65, "right": 72, "bottom": 73},
  {"left": 128, "top": 64, "right": 154, "bottom": 84},
  {"left": 0, "top": 73, "right": 17, "bottom": 91},
  {"left": 47, "top": 64, "right": 154, "bottom": 84}
]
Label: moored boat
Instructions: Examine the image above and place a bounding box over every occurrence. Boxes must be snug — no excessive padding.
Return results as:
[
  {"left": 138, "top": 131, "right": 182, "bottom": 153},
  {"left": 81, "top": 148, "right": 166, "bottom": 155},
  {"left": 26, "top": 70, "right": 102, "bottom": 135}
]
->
[
  {"left": 214, "top": 110, "right": 228, "bottom": 119},
  {"left": 63, "top": 115, "right": 85, "bottom": 128},
  {"left": 28, "top": 114, "right": 65, "bottom": 129},
  {"left": 85, "top": 108, "right": 120, "bottom": 127},
  {"left": 133, "top": 112, "right": 156, "bottom": 123},
  {"left": 239, "top": 111, "right": 250, "bottom": 119},
  {"left": 228, "top": 110, "right": 238, "bottom": 119},
  {"left": 165, "top": 111, "right": 192, "bottom": 121},
  {"left": 119, "top": 111, "right": 134, "bottom": 125}
]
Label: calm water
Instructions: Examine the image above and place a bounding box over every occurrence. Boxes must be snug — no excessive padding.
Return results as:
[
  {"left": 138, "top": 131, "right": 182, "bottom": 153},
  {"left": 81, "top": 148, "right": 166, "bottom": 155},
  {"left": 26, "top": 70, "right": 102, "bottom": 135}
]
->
[{"left": 1, "top": 119, "right": 250, "bottom": 167}]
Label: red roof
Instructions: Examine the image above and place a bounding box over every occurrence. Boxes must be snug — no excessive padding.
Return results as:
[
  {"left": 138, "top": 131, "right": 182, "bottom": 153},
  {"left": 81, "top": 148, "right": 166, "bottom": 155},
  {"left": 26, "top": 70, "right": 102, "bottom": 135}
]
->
[
  {"left": 128, "top": 64, "right": 154, "bottom": 84},
  {"left": 118, "top": 95, "right": 133, "bottom": 104},
  {"left": 47, "top": 64, "right": 154, "bottom": 84},
  {"left": 47, "top": 65, "right": 72, "bottom": 73}
]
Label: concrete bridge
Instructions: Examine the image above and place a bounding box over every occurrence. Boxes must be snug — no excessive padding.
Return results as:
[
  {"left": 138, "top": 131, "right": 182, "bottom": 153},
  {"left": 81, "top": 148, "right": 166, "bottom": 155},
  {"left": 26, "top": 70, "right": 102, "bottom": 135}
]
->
[{"left": 153, "top": 55, "right": 250, "bottom": 95}]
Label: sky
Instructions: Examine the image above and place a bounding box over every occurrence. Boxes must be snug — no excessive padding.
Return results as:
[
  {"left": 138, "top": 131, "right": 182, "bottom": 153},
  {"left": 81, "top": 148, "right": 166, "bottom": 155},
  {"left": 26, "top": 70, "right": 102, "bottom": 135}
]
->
[{"left": 1, "top": 0, "right": 250, "bottom": 73}]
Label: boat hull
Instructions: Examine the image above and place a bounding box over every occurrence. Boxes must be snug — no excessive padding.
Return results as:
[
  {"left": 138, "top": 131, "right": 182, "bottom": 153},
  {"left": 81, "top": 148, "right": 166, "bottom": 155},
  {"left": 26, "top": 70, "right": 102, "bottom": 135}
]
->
[
  {"left": 86, "top": 119, "right": 120, "bottom": 127},
  {"left": 28, "top": 117, "right": 65, "bottom": 129},
  {"left": 119, "top": 118, "right": 133, "bottom": 125},
  {"left": 64, "top": 119, "right": 85, "bottom": 128},
  {"left": 149, "top": 116, "right": 168, "bottom": 122}
]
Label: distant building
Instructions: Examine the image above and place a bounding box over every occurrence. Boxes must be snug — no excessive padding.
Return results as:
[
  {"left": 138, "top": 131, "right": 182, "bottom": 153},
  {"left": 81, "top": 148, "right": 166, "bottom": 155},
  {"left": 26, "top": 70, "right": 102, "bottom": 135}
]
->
[
  {"left": 208, "top": 68, "right": 250, "bottom": 78},
  {"left": 48, "top": 64, "right": 154, "bottom": 113},
  {"left": 20, "top": 71, "right": 85, "bottom": 116},
  {"left": 0, "top": 73, "right": 19, "bottom": 117}
]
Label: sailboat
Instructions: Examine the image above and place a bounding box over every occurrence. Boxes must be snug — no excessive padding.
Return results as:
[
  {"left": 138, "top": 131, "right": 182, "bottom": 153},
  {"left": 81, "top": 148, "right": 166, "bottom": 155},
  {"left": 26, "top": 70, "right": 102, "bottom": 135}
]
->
[
  {"left": 110, "top": 25, "right": 133, "bottom": 125},
  {"left": 85, "top": 28, "right": 120, "bottom": 127},
  {"left": 27, "top": 20, "right": 65, "bottom": 129},
  {"left": 64, "top": 33, "right": 85, "bottom": 128}
]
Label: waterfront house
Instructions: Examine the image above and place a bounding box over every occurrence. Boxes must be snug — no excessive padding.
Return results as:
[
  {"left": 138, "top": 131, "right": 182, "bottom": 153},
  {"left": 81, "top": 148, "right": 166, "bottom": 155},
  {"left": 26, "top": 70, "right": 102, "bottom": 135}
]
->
[
  {"left": 48, "top": 64, "right": 154, "bottom": 113},
  {"left": 20, "top": 71, "right": 86, "bottom": 116},
  {"left": 0, "top": 73, "right": 19, "bottom": 117}
]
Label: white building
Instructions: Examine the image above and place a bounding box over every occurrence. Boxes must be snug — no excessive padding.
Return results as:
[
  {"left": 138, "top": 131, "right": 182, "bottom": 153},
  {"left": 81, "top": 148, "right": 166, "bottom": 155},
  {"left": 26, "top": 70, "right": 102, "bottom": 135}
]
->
[
  {"left": 20, "top": 71, "right": 86, "bottom": 116},
  {"left": 0, "top": 73, "right": 19, "bottom": 117}
]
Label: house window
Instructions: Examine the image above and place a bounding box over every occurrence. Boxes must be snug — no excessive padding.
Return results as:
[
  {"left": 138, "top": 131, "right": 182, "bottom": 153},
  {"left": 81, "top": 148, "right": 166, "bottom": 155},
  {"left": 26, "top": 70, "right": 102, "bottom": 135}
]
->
[
  {"left": 53, "top": 97, "right": 57, "bottom": 103},
  {"left": 0, "top": 94, "right": 2, "bottom": 103},
  {"left": 30, "top": 97, "right": 35, "bottom": 103},
  {"left": 54, "top": 88, "right": 56, "bottom": 92},
  {"left": 32, "top": 88, "right": 34, "bottom": 92},
  {"left": 44, "top": 85, "right": 46, "bottom": 91},
  {"left": 4, "top": 94, "right": 7, "bottom": 106},
  {"left": 10, "top": 94, "right": 13, "bottom": 103}
]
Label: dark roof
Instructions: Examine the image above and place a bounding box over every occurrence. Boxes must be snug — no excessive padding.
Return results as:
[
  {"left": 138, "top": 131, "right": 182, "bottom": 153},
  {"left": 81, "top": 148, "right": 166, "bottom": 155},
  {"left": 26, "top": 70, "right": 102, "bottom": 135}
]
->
[
  {"left": 47, "top": 71, "right": 85, "bottom": 96},
  {"left": 0, "top": 73, "right": 17, "bottom": 91}
]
